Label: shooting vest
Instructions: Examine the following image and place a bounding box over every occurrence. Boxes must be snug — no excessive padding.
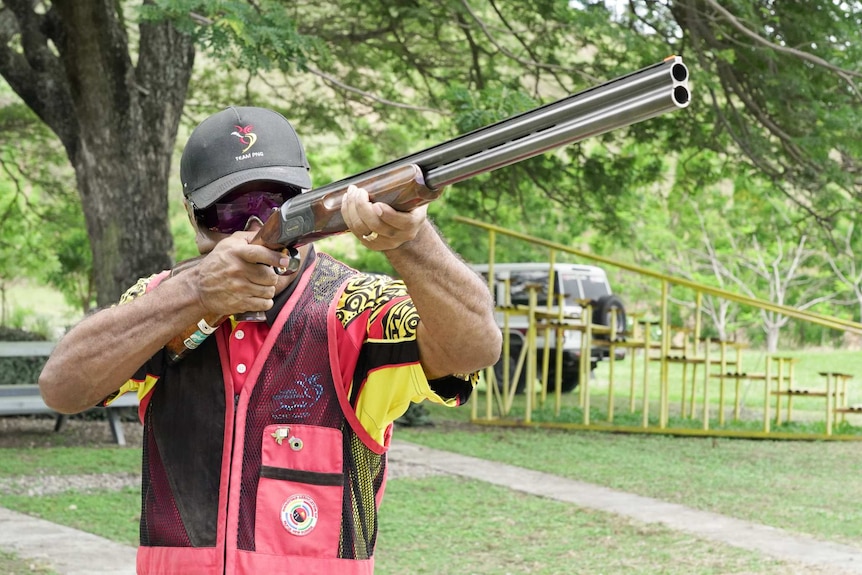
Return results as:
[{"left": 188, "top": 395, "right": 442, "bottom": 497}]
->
[{"left": 136, "top": 254, "right": 386, "bottom": 575}]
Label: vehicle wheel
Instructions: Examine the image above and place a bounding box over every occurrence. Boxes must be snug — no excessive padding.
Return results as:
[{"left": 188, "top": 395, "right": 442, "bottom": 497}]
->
[
  {"left": 593, "top": 295, "right": 627, "bottom": 340},
  {"left": 544, "top": 351, "right": 580, "bottom": 393}
]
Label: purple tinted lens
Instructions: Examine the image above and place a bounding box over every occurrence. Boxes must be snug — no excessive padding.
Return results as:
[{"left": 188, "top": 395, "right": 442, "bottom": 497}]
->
[{"left": 207, "top": 192, "right": 284, "bottom": 233}]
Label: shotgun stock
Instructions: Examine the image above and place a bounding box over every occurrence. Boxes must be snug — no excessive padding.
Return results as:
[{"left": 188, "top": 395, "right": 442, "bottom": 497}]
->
[{"left": 166, "top": 56, "right": 691, "bottom": 362}]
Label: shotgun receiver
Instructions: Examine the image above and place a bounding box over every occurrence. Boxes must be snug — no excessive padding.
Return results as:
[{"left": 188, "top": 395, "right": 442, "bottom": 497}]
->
[{"left": 166, "top": 56, "right": 691, "bottom": 361}]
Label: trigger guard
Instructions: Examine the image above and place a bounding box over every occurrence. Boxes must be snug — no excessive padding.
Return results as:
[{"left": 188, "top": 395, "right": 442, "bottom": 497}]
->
[{"left": 274, "top": 246, "right": 301, "bottom": 276}]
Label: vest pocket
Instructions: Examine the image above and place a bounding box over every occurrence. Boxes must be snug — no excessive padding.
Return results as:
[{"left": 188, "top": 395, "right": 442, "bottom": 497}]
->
[{"left": 255, "top": 424, "right": 344, "bottom": 557}]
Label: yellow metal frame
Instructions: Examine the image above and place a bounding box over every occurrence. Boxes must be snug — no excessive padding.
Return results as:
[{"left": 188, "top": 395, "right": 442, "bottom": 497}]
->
[{"left": 461, "top": 217, "right": 862, "bottom": 441}]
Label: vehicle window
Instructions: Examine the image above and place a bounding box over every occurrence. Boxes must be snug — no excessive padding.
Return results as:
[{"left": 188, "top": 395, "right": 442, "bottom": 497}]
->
[
  {"left": 557, "top": 273, "right": 583, "bottom": 302},
  {"left": 581, "top": 275, "right": 610, "bottom": 300},
  {"left": 509, "top": 271, "right": 552, "bottom": 306}
]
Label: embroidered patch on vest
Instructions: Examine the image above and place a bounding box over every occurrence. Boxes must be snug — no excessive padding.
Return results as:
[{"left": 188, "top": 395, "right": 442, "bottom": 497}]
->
[
  {"left": 272, "top": 373, "right": 324, "bottom": 421},
  {"left": 280, "top": 494, "right": 318, "bottom": 536}
]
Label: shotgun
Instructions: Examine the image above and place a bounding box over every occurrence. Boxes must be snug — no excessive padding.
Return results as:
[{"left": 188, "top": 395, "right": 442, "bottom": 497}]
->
[{"left": 166, "top": 56, "right": 691, "bottom": 361}]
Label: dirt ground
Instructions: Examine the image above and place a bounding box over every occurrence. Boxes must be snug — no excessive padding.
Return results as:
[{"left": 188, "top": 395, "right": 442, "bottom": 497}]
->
[{"left": 0, "top": 412, "right": 143, "bottom": 449}]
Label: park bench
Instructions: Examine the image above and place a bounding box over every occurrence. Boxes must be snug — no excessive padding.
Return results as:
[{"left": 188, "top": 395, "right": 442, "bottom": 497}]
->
[{"left": 0, "top": 341, "right": 139, "bottom": 446}]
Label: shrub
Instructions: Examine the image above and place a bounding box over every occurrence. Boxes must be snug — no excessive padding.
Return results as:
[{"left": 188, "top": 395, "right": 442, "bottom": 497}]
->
[{"left": 0, "top": 326, "right": 48, "bottom": 386}]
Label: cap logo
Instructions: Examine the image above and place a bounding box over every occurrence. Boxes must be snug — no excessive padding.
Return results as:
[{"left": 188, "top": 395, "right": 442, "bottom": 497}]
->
[{"left": 231, "top": 124, "right": 258, "bottom": 154}]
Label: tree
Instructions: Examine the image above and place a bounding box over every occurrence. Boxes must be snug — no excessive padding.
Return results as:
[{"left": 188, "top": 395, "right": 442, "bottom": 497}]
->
[
  {"left": 0, "top": 101, "right": 65, "bottom": 320},
  {"left": 0, "top": 97, "right": 97, "bottom": 314},
  {"left": 653, "top": 0, "right": 862, "bottom": 224},
  {"left": 0, "top": 0, "right": 194, "bottom": 305},
  {"left": 823, "top": 220, "right": 862, "bottom": 323},
  {"left": 716, "top": 232, "right": 835, "bottom": 352}
]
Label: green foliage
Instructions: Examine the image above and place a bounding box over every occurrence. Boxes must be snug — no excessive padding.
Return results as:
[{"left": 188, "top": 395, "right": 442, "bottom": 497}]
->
[
  {"left": 141, "top": 0, "right": 324, "bottom": 74},
  {"left": 0, "top": 96, "right": 93, "bottom": 313},
  {"left": 647, "top": 1, "right": 861, "bottom": 219},
  {"left": 40, "top": 193, "right": 94, "bottom": 313},
  {"left": 1, "top": 306, "right": 52, "bottom": 339},
  {"left": 337, "top": 244, "right": 396, "bottom": 276},
  {"left": 138, "top": 0, "right": 862, "bottom": 280},
  {"left": 446, "top": 84, "right": 539, "bottom": 133},
  {"left": 0, "top": 106, "right": 55, "bottom": 283}
]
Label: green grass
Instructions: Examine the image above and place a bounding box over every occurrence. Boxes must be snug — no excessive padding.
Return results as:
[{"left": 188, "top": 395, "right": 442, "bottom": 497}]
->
[
  {"left": 0, "top": 550, "right": 57, "bottom": 575},
  {"left": 0, "top": 472, "right": 839, "bottom": 574},
  {"left": 399, "top": 404, "right": 862, "bottom": 547},
  {"left": 0, "top": 447, "right": 142, "bottom": 477},
  {"left": 2, "top": 279, "right": 81, "bottom": 337},
  {"left": 0, "top": 432, "right": 858, "bottom": 574},
  {"left": 375, "top": 476, "right": 815, "bottom": 575}
]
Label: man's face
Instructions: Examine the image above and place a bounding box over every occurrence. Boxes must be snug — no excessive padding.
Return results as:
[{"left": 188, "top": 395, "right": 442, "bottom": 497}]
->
[
  {"left": 187, "top": 181, "right": 301, "bottom": 254},
  {"left": 185, "top": 182, "right": 310, "bottom": 293}
]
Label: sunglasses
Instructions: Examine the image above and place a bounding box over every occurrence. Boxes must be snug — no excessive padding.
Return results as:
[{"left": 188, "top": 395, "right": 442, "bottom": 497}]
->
[{"left": 195, "top": 189, "right": 297, "bottom": 234}]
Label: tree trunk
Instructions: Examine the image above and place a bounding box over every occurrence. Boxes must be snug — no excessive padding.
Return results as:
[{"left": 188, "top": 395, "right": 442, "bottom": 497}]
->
[
  {"left": 0, "top": 0, "right": 194, "bottom": 305},
  {"left": 765, "top": 328, "right": 779, "bottom": 353}
]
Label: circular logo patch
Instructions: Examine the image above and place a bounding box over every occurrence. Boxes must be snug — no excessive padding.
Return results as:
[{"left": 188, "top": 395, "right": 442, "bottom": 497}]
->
[{"left": 280, "top": 494, "right": 318, "bottom": 536}]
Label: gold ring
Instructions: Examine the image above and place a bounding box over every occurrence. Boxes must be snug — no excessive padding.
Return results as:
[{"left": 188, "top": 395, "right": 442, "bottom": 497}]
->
[{"left": 362, "top": 231, "right": 379, "bottom": 241}]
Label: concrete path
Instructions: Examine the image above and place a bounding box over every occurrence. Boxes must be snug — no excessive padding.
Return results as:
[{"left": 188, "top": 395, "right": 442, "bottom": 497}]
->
[
  {"left": 0, "top": 505, "right": 137, "bottom": 574},
  {"left": 2, "top": 440, "right": 862, "bottom": 574}
]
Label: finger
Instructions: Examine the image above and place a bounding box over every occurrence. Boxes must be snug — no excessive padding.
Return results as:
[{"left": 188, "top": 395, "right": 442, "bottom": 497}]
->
[
  {"left": 241, "top": 296, "right": 277, "bottom": 312},
  {"left": 343, "top": 185, "right": 376, "bottom": 236},
  {"left": 195, "top": 279, "right": 270, "bottom": 317},
  {"left": 195, "top": 240, "right": 282, "bottom": 313},
  {"left": 362, "top": 205, "right": 425, "bottom": 247},
  {"left": 340, "top": 185, "right": 360, "bottom": 231},
  {"left": 229, "top": 233, "right": 296, "bottom": 269},
  {"left": 240, "top": 263, "right": 277, "bottom": 287},
  {"left": 353, "top": 185, "right": 384, "bottom": 224},
  {"left": 376, "top": 203, "right": 427, "bottom": 234},
  {"left": 344, "top": 185, "right": 426, "bottom": 250},
  {"left": 208, "top": 275, "right": 278, "bottom": 315},
  {"left": 239, "top": 282, "right": 277, "bottom": 302}
]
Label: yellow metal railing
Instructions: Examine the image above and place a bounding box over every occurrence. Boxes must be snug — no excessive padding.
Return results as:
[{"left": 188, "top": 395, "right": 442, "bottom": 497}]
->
[{"left": 461, "top": 216, "right": 862, "bottom": 440}]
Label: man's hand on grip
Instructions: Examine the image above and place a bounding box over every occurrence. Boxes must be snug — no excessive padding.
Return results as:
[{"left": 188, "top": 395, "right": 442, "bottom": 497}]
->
[
  {"left": 343, "top": 184, "right": 427, "bottom": 251},
  {"left": 193, "top": 232, "right": 287, "bottom": 316}
]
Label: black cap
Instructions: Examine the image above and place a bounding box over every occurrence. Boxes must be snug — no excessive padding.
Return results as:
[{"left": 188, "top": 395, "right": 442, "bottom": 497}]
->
[{"left": 180, "top": 106, "right": 312, "bottom": 210}]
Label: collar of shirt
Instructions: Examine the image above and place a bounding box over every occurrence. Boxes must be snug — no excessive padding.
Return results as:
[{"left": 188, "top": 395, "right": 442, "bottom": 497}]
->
[{"left": 228, "top": 246, "right": 316, "bottom": 393}]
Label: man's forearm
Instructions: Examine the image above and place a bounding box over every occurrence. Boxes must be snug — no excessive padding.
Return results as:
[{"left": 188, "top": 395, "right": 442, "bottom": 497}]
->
[
  {"left": 385, "top": 221, "right": 501, "bottom": 379},
  {"left": 39, "top": 272, "right": 208, "bottom": 414}
]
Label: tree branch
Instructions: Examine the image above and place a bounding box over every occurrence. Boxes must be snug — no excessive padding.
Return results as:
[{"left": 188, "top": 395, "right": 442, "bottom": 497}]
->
[
  {"left": 701, "top": 0, "right": 862, "bottom": 101},
  {"left": 301, "top": 62, "right": 445, "bottom": 114}
]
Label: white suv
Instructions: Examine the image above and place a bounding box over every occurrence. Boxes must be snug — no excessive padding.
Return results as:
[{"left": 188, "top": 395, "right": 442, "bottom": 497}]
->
[{"left": 471, "top": 262, "right": 627, "bottom": 392}]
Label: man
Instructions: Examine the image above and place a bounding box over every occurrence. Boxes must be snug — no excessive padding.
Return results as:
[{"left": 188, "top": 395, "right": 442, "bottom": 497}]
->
[{"left": 39, "top": 106, "right": 501, "bottom": 575}]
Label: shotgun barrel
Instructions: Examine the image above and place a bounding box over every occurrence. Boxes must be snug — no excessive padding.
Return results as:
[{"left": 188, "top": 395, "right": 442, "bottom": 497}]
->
[
  {"left": 271, "top": 56, "right": 689, "bottom": 247},
  {"left": 321, "top": 56, "right": 688, "bottom": 189}
]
